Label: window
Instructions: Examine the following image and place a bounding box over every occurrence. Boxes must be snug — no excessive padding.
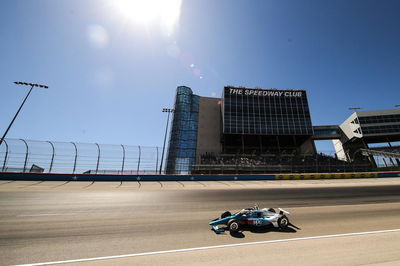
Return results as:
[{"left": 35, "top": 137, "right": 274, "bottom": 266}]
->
[{"left": 223, "top": 87, "right": 313, "bottom": 135}]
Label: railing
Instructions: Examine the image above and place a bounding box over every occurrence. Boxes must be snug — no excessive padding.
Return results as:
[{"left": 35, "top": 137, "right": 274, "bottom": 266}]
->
[
  {"left": 0, "top": 138, "right": 162, "bottom": 174},
  {"left": 192, "top": 163, "right": 373, "bottom": 174},
  {"left": 359, "top": 148, "right": 400, "bottom": 160}
]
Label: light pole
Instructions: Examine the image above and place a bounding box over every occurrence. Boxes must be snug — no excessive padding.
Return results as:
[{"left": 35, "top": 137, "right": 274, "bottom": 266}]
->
[
  {"left": 0, "top": 82, "right": 48, "bottom": 147},
  {"left": 159, "top": 108, "right": 174, "bottom": 174}
]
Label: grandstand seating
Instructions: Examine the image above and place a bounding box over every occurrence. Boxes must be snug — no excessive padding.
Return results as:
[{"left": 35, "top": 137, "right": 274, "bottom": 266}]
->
[{"left": 192, "top": 153, "right": 372, "bottom": 174}]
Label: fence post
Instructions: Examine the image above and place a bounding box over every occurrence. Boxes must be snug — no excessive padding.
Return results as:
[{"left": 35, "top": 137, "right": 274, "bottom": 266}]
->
[
  {"left": 121, "top": 144, "right": 125, "bottom": 175},
  {"left": 137, "top": 146, "right": 141, "bottom": 175},
  {"left": 156, "top": 147, "right": 159, "bottom": 174},
  {"left": 328, "top": 156, "right": 331, "bottom": 173},
  {"left": 95, "top": 143, "right": 100, "bottom": 174},
  {"left": 2, "top": 139, "right": 8, "bottom": 171},
  {"left": 20, "top": 139, "right": 29, "bottom": 173},
  {"left": 71, "top": 142, "right": 77, "bottom": 174},
  {"left": 47, "top": 141, "right": 55, "bottom": 173}
]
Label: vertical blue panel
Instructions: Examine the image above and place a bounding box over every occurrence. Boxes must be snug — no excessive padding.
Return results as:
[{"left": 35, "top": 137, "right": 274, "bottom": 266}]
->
[{"left": 166, "top": 86, "right": 200, "bottom": 174}]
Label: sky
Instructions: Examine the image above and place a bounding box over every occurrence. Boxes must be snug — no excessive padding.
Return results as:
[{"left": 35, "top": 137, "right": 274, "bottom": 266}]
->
[{"left": 1, "top": 0, "right": 400, "bottom": 152}]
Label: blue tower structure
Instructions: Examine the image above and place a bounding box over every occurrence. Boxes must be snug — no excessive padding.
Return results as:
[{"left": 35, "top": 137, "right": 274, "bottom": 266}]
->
[{"left": 165, "top": 86, "right": 200, "bottom": 174}]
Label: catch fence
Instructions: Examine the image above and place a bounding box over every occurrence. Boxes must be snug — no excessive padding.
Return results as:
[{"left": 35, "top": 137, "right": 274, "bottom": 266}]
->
[{"left": 0, "top": 138, "right": 163, "bottom": 174}]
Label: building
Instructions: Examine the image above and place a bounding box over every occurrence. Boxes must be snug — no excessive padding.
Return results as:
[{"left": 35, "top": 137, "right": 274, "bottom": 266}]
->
[
  {"left": 220, "top": 86, "right": 315, "bottom": 155},
  {"left": 166, "top": 86, "right": 316, "bottom": 174},
  {"left": 333, "top": 109, "right": 400, "bottom": 166},
  {"left": 165, "top": 86, "right": 398, "bottom": 174}
]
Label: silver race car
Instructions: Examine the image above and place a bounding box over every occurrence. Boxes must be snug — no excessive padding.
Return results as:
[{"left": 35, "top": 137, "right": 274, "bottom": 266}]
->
[{"left": 210, "top": 205, "right": 291, "bottom": 233}]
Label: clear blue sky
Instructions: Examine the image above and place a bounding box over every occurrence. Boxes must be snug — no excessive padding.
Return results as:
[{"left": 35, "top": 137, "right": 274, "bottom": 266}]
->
[{"left": 1, "top": 0, "right": 399, "bottom": 152}]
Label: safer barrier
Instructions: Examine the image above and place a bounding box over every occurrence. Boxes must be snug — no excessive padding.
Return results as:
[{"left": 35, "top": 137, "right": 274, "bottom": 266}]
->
[
  {"left": 275, "top": 172, "right": 379, "bottom": 179},
  {"left": 0, "top": 171, "right": 399, "bottom": 182}
]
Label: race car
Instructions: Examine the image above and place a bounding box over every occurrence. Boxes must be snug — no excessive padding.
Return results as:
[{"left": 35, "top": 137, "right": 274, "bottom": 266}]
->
[{"left": 209, "top": 205, "right": 290, "bottom": 233}]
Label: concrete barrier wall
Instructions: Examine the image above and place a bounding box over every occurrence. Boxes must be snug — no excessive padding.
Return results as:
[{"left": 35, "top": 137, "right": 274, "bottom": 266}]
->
[
  {"left": 275, "top": 173, "right": 379, "bottom": 180},
  {"left": 0, "top": 171, "right": 399, "bottom": 181}
]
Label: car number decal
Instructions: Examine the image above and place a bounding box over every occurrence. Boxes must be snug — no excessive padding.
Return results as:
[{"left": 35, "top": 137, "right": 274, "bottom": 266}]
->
[{"left": 253, "top": 219, "right": 262, "bottom": 226}]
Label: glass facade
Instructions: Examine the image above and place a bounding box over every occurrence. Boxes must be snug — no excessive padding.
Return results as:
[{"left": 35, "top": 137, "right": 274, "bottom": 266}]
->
[
  {"left": 223, "top": 87, "right": 313, "bottom": 135},
  {"left": 313, "top": 129, "right": 340, "bottom": 135},
  {"left": 165, "top": 86, "right": 200, "bottom": 174},
  {"left": 358, "top": 114, "right": 400, "bottom": 124},
  {"left": 354, "top": 113, "right": 400, "bottom": 136},
  {"left": 361, "top": 124, "right": 400, "bottom": 135}
]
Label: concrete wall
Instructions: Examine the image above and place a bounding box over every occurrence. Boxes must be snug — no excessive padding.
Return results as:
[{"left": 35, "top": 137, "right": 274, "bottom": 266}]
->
[
  {"left": 196, "top": 97, "right": 222, "bottom": 162},
  {"left": 339, "top": 112, "right": 361, "bottom": 142},
  {"left": 333, "top": 139, "right": 347, "bottom": 161},
  {"left": 1, "top": 171, "right": 399, "bottom": 181},
  {"left": 300, "top": 137, "right": 316, "bottom": 154}
]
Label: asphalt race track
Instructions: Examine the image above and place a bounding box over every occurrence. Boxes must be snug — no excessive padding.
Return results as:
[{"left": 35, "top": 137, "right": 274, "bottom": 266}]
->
[{"left": 1, "top": 178, "right": 400, "bottom": 265}]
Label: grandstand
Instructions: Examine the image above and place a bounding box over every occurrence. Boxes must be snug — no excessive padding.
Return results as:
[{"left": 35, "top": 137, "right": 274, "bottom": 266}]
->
[{"left": 192, "top": 153, "right": 371, "bottom": 174}]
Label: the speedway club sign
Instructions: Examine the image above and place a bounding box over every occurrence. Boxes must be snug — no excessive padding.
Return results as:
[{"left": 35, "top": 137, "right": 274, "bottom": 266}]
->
[{"left": 227, "top": 87, "right": 303, "bottom": 97}]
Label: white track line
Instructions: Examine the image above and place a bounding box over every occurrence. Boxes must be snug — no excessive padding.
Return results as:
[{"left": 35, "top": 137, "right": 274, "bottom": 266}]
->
[
  {"left": 16, "top": 228, "right": 400, "bottom": 266},
  {"left": 17, "top": 213, "right": 77, "bottom": 217}
]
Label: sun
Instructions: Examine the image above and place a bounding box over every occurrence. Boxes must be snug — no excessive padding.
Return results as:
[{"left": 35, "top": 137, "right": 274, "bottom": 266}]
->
[{"left": 112, "top": 0, "right": 182, "bottom": 35}]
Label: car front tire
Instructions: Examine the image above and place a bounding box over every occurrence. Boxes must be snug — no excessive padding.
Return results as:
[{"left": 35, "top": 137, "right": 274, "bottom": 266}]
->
[{"left": 228, "top": 220, "right": 240, "bottom": 232}]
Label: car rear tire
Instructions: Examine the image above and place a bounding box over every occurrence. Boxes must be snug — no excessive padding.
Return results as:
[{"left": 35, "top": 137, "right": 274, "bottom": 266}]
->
[
  {"left": 278, "top": 215, "right": 289, "bottom": 229},
  {"left": 221, "top": 211, "right": 232, "bottom": 219},
  {"left": 228, "top": 220, "right": 240, "bottom": 232}
]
